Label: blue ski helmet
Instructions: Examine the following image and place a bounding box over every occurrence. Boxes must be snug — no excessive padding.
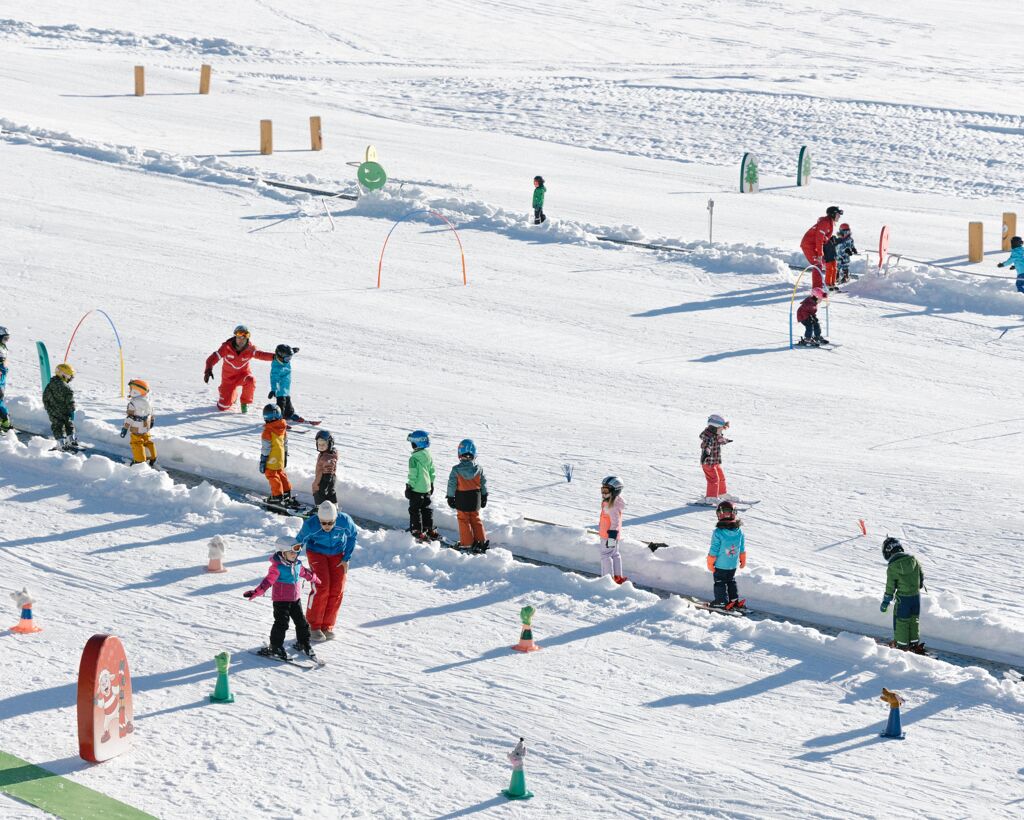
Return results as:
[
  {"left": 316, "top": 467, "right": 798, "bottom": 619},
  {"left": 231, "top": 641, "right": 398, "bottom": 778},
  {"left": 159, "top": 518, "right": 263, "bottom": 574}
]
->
[
  {"left": 407, "top": 429, "right": 430, "bottom": 449},
  {"left": 457, "top": 438, "right": 476, "bottom": 458},
  {"left": 263, "top": 403, "right": 282, "bottom": 422},
  {"left": 274, "top": 344, "right": 294, "bottom": 362},
  {"left": 315, "top": 429, "right": 334, "bottom": 452}
]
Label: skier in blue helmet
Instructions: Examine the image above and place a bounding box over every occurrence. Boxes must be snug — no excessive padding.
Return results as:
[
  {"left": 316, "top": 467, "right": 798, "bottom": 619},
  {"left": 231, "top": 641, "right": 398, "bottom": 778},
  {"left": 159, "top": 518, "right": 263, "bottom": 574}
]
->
[
  {"left": 446, "top": 439, "right": 488, "bottom": 551},
  {"left": 405, "top": 430, "right": 437, "bottom": 539}
]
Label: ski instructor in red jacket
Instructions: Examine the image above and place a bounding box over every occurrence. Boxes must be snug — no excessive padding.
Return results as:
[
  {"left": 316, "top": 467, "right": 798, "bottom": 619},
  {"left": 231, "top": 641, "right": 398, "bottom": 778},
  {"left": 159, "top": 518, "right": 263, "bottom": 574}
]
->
[
  {"left": 204, "top": 325, "right": 274, "bottom": 412},
  {"left": 801, "top": 205, "right": 843, "bottom": 290}
]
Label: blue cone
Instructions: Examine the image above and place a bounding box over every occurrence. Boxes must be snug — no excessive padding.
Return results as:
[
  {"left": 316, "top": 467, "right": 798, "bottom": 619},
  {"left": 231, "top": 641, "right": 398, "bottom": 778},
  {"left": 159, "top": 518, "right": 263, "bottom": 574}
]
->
[{"left": 880, "top": 705, "right": 905, "bottom": 740}]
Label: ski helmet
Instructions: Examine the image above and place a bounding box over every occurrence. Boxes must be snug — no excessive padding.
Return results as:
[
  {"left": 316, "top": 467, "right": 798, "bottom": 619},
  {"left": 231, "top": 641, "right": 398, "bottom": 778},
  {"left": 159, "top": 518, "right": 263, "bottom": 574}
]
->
[
  {"left": 601, "top": 475, "right": 624, "bottom": 498},
  {"left": 315, "top": 429, "right": 334, "bottom": 452},
  {"left": 262, "top": 403, "right": 282, "bottom": 422},
  {"left": 707, "top": 414, "right": 727, "bottom": 428},
  {"left": 716, "top": 500, "right": 736, "bottom": 521},
  {"left": 318, "top": 501, "right": 338, "bottom": 524},
  {"left": 0, "top": 326, "right": 8, "bottom": 344},
  {"left": 274, "top": 344, "right": 294, "bottom": 362},
  {"left": 826, "top": 205, "right": 843, "bottom": 220},
  {"left": 407, "top": 429, "right": 430, "bottom": 449},
  {"left": 128, "top": 378, "right": 150, "bottom": 397},
  {"left": 811, "top": 287, "right": 826, "bottom": 299},
  {"left": 233, "top": 324, "right": 250, "bottom": 338},
  {"left": 457, "top": 438, "right": 477, "bottom": 458},
  {"left": 838, "top": 223, "right": 851, "bottom": 234},
  {"left": 882, "top": 536, "right": 904, "bottom": 560},
  {"left": 55, "top": 362, "right": 75, "bottom": 381},
  {"left": 1012, "top": 236, "right": 1023, "bottom": 249}
]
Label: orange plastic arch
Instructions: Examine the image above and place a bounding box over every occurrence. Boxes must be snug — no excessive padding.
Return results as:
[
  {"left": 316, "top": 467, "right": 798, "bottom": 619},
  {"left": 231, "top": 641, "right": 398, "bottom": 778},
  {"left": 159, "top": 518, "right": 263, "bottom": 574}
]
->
[{"left": 377, "top": 209, "right": 467, "bottom": 288}]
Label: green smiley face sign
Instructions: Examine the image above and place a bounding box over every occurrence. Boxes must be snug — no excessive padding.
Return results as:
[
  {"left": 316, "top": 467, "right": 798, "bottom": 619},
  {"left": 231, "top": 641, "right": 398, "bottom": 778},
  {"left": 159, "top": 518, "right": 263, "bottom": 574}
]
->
[{"left": 358, "top": 161, "right": 387, "bottom": 191}]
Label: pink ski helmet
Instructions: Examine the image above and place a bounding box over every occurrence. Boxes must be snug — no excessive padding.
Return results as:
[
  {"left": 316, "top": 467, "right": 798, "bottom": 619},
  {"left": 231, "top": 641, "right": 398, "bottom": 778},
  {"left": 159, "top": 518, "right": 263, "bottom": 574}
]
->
[{"left": 811, "top": 287, "right": 826, "bottom": 299}]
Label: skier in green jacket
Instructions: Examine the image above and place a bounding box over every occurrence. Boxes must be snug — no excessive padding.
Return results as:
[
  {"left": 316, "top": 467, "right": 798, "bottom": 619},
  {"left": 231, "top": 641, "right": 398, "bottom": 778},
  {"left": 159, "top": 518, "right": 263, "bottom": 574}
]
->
[
  {"left": 880, "top": 537, "right": 926, "bottom": 654},
  {"left": 43, "top": 362, "right": 78, "bottom": 451},
  {"left": 405, "top": 429, "right": 437, "bottom": 540},
  {"left": 532, "top": 176, "right": 547, "bottom": 225}
]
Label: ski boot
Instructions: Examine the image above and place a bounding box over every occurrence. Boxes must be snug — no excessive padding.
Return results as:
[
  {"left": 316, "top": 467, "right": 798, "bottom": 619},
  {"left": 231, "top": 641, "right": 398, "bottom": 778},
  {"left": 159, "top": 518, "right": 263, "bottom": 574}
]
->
[
  {"left": 147, "top": 457, "right": 157, "bottom": 467},
  {"left": 298, "top": 644, "right": 319, "bottom": 662},
  {"left": 613, "top": 575, "right": 629, "bottom": 585},
  {"left": 240, "top": 403, "right": 249, "bottom": 414},
  {"left": 282, "top": 493, "right": 303, "bottom": 510},
  {"left": 909, "top": 641, "right": 927, "bottom": 655},
  {"left": 470, "top": 540, "right": 490, "bottom": 553},
  {"left": 727, "top": 598, "right": 747, "bottom": 612},
  {"left": 815, "top": 337, "right": 829, "bottom": 345},
  {"left": 796, "top": 338, "right": 815, "bottom": 347},
  {"left": 424, "top": 528, "right": 442, "bottom": 542},
  {"left": 322, "top": 629, "right": 336, "bottom": 641},
  {"left": 259, "top": 645, "right": 290, "bottom": 661},
  {"left": 0, "top": 419, "right": 11, "bottom": 434},
  {"left": 266, "top": 494, "right": 285, "bottom": 507},
  {"left": 709, "top": 600, "right": 729, "bottom": 610}
]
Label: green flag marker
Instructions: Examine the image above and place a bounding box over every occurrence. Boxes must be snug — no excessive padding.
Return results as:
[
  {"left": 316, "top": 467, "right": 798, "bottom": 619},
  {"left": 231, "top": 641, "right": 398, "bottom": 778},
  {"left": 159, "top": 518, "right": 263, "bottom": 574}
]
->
[{"left": 358, "top": 161, "right": 387, "bottom": 190}]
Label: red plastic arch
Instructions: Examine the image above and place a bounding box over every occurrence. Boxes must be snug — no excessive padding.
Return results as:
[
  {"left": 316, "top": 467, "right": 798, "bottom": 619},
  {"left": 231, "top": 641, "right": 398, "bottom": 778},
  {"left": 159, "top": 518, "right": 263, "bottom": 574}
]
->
[{"left": 377, "top": 209, "right": 467, "bottom": 288}]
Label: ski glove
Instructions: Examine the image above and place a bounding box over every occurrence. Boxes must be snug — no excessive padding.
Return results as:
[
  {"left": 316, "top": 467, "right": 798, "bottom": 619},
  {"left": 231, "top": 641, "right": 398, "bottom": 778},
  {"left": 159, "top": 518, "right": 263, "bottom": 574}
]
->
[
  {"left": 739, "top": 553, "right": 747, "bottom": 569},
  {"left": 404, "top": 484, "right": 414, "bottom": 499},
  {"left": 446, "top": 496, "right": 456, "bottom": 508},
  {"left": 204, "top": 369, "right": 214, "bottom": 384},
  {"left": 706, "top": 555, "right": 716, "bottom": 571},
  {"left": 481, "top": 494, "right": 487, "bottom": 508},
  {"left": 268, "top": 390, "right": 275, "bottom": 399},
  {"left": 430, "top": 483, "right": 434, "bottom": 496},
  {"left": 291, "top": 347, "right": 300, "bottom": 354},
  {"left": 880, "top": 594, "right": 892, "bottom": 613},
  {"left": 607, "top": 529, "right": 619, "bottom": 540},
  {"left": 998, "top": 262, "right": 1005, "bottom": 268},
  {"left": 243, "top": 590, "right": 256, "bottom": 599},
  {"left": 259, "top": 456, "right": 267, "bottom": 474},
  {"left": 120, "top": 427, "right": 128, "bottom": 438}
]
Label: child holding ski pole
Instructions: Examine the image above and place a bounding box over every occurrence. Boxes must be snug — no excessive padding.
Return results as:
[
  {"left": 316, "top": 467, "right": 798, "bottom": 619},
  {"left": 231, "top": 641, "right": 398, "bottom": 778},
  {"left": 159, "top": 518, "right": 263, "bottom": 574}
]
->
[
  {"left": 120, "top": 379, "right": 157, "bottom": 466},
  {"left": 997, "top": 235, "right": 1024, "bottom": 293},
  {"left": 598, "top": 476, "right": 628, "bottom": 584},
  {"left": 706, "top": 501, "right": 746, "bottom": 610},
  {"left": 699, "top": 414, "right": 734, "bottom": 504},
  {"left": 243, "top": 541, "right": 321, "bottom": 662},
  {"left": 445, "top": 438, "right": 489, "bottom": 552}
]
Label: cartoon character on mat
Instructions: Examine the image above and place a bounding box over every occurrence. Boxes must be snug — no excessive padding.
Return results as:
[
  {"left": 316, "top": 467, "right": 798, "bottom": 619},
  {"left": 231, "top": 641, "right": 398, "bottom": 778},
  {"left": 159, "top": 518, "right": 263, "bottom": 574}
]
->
[{"left": 95, "top": 666, "right": 133, "bottom": 743}]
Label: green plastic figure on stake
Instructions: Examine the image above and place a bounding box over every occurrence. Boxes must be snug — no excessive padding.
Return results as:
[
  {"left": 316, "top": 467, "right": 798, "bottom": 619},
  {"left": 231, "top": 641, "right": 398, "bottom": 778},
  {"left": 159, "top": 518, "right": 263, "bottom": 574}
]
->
[
  {"left": 501, "top": 737, "right": 534, "bottom": 800},
  {"left": 512, "top": 605, "right": 540, "bottom": 652},
  {"left": 210, "top": 651, "right": 235, "bottom": 703}
]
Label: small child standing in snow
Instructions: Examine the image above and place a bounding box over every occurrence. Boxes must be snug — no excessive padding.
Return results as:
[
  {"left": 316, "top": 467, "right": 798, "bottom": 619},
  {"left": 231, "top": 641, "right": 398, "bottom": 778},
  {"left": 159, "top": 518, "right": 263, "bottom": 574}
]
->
[
  {"left": 823, "top": 235, "right": 839, "bottom": 291},
  {"left": 834, "top": 223, "right": 858, "bottom": 285},
  {"left": 880, "top": 536, "right": 926, "bottom": 653},
  {"left": 260, "top": 403, "right": 298, "bottom": 508},
  {"left": 43, "top": 362, "right": 77, "bottom": 450},
  {"left": 244, "top": 542, "right": 321, "bottom": 662},
  {"left": 699, "top": 414, "right": 733, "bottom": 504},
  {"left": 312, "top": 429, "right": 338, "bottom": 506},
  {"left": 445, "top": 438, "right": 489, "bottom": 551},
  {"left": 268, "top": 344, "right": 304, "bottom": 422},
  {"left": 120, "top": 379, "right": 157, "bottom": 466},
  {"left": 532, "top": 176, "right": 547, "bottom": 225},
  {"left": 706, "top": 501, "right": 746, "bottom": 610},
  {"left": 406, "top": 429, "right": 437, "bottom": 540},
  {"left": 796, "top": 288, "right": 828, "bottom": 346},
  {"left": 0, "top": 343, "right": 11, "bottom": 435},
  {"left": 598, "top": 476, "right": 627, "bottom": 584},
  {"left": 997, "top": 235, "right": 1024, "bottom": 293}
]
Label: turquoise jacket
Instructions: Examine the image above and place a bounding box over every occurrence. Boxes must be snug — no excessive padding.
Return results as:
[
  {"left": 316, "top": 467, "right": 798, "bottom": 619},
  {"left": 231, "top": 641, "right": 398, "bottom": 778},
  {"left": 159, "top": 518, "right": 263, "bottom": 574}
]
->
[
  {"left": 1001, "top": 247, "right": 1024, "bottom": 278},
  {"left": 270, "top": 358, "right": 292, "bottom": 397},
  {"left": 708, "top": 527, "right": 745, "bottom": 570}
]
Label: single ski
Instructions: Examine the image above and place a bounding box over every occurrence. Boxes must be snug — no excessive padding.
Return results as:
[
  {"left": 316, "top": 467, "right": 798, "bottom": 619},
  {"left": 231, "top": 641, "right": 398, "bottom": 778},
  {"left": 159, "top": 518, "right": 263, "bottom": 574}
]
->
[
  {"left": 288, "top": 417, "right": 322, "bottom": 426},
  {"left": 251, "top": 646, "right": 322, "bottom": 669},
  {"left": 874, "top": 638, "right": 931, "bottom": 657},
  {"left": 245, "top": 494, "right": 317, "bottom": 518}
]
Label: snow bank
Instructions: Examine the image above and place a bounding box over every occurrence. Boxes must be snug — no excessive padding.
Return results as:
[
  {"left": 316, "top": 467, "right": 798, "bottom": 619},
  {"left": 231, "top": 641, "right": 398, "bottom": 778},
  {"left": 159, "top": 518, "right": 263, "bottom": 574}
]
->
[{"left": 11, "top": 395, "right": 1024, "bottom": 668}]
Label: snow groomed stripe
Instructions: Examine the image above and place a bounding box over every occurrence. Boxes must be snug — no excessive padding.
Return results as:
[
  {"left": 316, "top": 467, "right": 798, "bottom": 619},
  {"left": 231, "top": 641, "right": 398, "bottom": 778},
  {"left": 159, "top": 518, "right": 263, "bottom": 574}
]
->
[{"left": 0, "top": 750, "right": 155, "bottom": 819}]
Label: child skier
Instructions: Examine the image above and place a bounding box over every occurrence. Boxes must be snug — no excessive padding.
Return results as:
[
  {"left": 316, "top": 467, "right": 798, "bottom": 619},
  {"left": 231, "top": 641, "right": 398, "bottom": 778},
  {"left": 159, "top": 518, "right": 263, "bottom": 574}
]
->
[
  {"left": 699, "top": 414, "right": 733, "bottom": 504},
  {"left": 598, "top": 476, "right": 628, "bottom": 584},
  {"left": 120, "top": 379, "right": 157, "bottom": 466},
  {"left": 0, "top": 345, "right": 10, "bottom": 435},
  {"left": 243, "top": 541, "right": 321, "bottom": 662},
  {"left": 43, "top": 363, "right": 78, "bottom": 451},
  {"left": 405, "top": 429, "right": 437, "bottom": 540},
  {"left": 796, "top": 288, "right": 829, "bottom": 346},
  {"left": 880, "top": 536, "right": 926, "bottom": 654},
  {"left": 532, "top": 176, "right": 547, "bottom": 225},
  {"left": 268, "top": 344, "right": 306, "bottom": 422},
  {"left": 445, "top": 438, "right": 489, "bottom": 552},
  {"left": 997, "top": 235, "right": 1024, "bottom": 293},
  {"left": 823, "top": 235, "right": 839, "bottom": 291},
  {"left": 295, "top": 500, "right": 358, "bottom": 641},
  {"left": 312, "top": 429, "right": 338, "bottom": 505},
  {"left": 835, "top": 223, "right": 858, "bottom": 285},
  {"left": 706, "top": 501, "right": 746, "bottom": 610},
  {"left": 260, "top": 403, "right": 298, "bottom": 508}
]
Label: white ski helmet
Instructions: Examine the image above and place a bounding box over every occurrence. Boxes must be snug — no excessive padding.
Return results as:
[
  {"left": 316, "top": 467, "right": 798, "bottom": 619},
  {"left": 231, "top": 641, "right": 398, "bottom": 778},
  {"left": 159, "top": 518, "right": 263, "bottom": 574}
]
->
[
  {"left": 707, "top": 414, "right": 727, "bottom": 428},
  {"left": 318, "top": 501, "right": 338, "bottom": 524}
]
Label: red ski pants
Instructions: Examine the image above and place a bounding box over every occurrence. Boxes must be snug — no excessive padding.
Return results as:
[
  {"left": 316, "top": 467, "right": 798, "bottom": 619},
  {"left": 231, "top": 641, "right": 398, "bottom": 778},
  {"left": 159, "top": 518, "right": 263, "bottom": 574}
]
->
[
  {"left": 457, "top": 510, "right": 486, "bottom": 546},
  {"left": 801, "top": 242, "right": 824, "bottom": 290},
  {"left": 825, "top": 261, "right": 837, "bottom": 288},
  {"left": 265, "top": 470, "right": 291, "bottom": 497},
  {"left": 702, "top": 464, "right": 727, "bottom": 497},
  {"left": 217, "top": 370, "right": 256, "bottom": 411},
  {"left": 305, "top": 551, "right": 348, "bottom": 631}
]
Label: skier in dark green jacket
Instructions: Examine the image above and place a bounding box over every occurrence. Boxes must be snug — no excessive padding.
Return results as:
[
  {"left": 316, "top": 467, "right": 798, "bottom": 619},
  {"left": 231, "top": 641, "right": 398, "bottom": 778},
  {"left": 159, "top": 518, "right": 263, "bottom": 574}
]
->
[
  {"left": 43, "top": 362, "right": 78, "bottom": 450},
  {"left": 880, "top": 537, "right": 925, "bottom": 654},
  {"left": 532, "top": 176, "right": 547, "bottom": 225}
]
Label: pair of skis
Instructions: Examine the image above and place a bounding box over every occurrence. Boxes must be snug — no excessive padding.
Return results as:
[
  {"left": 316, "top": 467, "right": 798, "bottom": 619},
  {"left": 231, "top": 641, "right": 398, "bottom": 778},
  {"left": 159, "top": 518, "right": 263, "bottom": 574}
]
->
[{"left": 251, "top": 645, "right": 325, "bottom": 669}]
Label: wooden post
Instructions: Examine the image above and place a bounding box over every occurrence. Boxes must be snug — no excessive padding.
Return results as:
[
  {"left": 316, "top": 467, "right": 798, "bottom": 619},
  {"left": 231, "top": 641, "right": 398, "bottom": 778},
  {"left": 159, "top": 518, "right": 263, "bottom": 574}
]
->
[
  {"left": 134, "top": 66, "right": 145, "bottom": 97},
  {"left": 309, "top": 116, "right": 322, "bottom": 151},
  {"left": 199, "top": 64, "right": 212, "bottom": 95},
  {"left": 1002, "top": 212, "right": 1016, "bottom": 251},
  {"left": 968, "top": 221, "right": 983, "bottom": 263},
  {"left": 260, "top": 120, "right": 273, "bottom": 155}
]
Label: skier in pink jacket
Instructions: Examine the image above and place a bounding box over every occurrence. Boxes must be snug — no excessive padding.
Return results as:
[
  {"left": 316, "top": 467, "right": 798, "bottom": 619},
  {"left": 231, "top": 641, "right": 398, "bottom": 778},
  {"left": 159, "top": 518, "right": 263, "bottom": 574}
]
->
[
  {"left": 244, "top": 542, "right": 321, "bottom": 662},
  {"left": 598, "top": 476, "right": 628, "bottom": 584}
]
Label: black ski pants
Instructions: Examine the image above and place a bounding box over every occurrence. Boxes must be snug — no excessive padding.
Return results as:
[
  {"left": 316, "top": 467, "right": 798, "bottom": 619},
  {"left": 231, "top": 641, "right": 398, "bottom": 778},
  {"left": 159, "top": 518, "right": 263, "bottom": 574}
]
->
[
  {"left": 270, "top": 600, "right": 311, "bottom": 650},
  {"left": 313, "top": 476, "right": 337, "bottom": 507},
  {"left": 533, "top": 207, "right": 546, "bottom": 225},
  {"left": 713, "top": 568, "right": 739, "bottom": 605},
  {"left": 275, "top": 394, "right": 298, "bottom": 420},
  {"left": 408, "top": 490, "right": 434, "bottom": 534},
  {"left": 801, "top": 317, "right": 822, "bottom": 340}
]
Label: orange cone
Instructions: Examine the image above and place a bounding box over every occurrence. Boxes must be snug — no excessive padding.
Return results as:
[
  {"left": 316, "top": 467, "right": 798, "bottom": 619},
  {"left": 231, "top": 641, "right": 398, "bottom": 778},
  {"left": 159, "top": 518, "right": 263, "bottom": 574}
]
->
[
  {"left": 511, "top": 605, "right": 541, "bottom": 653},
  {"left": 206, "top": 536, "right": 228, "bottom": 574},
  {"left": 9, "top": 589, "right": 42, "bottom": 634}
]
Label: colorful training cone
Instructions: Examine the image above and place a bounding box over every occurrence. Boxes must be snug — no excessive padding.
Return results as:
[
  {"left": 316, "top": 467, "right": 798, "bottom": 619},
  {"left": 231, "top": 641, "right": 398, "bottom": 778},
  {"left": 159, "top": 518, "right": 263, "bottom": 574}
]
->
[
  {"left": 206, "top": 536, "right": 228, "bottom": 573},
  {"left": 210, "top": 651, "right": 235, "bottom": 703},
  {"left": 501, "top": 738, "right": 534, "bottom": 800},
  {"left": 511, "top": 605, "right": 540, "bottom": 652},
  {"left": 879, "top": 687, "right": 905, "bottom": 739},
  {"left": 9, "top": 588, "right": 42, "bottom": 634}
]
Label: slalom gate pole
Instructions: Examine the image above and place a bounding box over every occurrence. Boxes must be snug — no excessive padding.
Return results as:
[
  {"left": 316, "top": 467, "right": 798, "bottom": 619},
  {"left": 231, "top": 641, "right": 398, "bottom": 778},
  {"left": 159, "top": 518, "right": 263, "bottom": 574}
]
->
[
  {"left": 377, "top": 209, "right": 466, "bottom": 288},
  {"left": 64, "top": 309, "right": 126, "bottom": 397}
]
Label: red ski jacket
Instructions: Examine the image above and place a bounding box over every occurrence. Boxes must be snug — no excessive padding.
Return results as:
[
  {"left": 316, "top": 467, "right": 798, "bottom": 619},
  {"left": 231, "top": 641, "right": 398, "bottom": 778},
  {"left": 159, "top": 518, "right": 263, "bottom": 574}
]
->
[
  {"left": 205, "top": 338, "right": 274, "bottom": 375},
  {"left": 800, "top": 216, "right": 834, "bottom": 262},
  {"left": 796, "top": 296, "right": 820, "bottom": 323}
]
